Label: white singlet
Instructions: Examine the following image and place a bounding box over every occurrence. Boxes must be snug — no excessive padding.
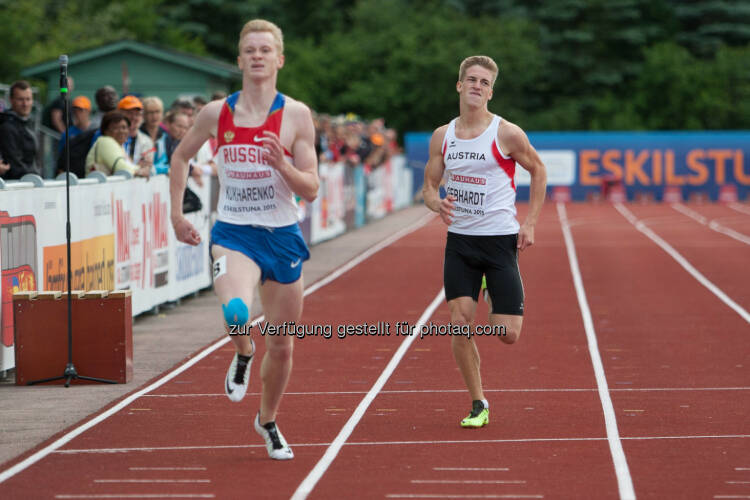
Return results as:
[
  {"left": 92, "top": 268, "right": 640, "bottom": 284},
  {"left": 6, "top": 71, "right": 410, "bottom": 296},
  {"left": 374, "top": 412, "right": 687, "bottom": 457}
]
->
[{"left": 442, "top": 114, "right": 520, "bottom": 236}]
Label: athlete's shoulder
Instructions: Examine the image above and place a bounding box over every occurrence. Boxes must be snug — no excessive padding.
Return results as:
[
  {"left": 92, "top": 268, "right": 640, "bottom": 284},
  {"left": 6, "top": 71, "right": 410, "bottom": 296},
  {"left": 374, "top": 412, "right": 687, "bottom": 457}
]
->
[
  {"left": 431, "top": 123, "right": 450, "bottom": 142},
  {"left": 196, "top": 99, "right": 224, "bottom": 125},
  {"left": 282, "top": 95, "right": 313, "bottom": 121},
  {"left": 428, "top": 123, "right": 450, "bottom": 156},
  {"left": 498, "top": 118, "right": 529, "bottom": 153}
]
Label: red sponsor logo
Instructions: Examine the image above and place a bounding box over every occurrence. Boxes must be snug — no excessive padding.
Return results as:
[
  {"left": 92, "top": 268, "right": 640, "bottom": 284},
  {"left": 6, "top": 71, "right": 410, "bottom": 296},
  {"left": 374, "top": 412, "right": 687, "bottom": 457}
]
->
[{"left": 451, "top": 174, "right": 486, "bottom": 185}]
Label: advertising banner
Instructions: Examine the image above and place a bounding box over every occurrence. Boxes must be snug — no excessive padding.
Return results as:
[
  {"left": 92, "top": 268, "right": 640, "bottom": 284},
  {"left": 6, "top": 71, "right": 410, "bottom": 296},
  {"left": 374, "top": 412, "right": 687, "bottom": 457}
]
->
[
  {"left": 0, "top": 175, "right": 212, "bottom": 371},
  {"left": 405, "top": 131, "right": 750, "bottom": 201}
]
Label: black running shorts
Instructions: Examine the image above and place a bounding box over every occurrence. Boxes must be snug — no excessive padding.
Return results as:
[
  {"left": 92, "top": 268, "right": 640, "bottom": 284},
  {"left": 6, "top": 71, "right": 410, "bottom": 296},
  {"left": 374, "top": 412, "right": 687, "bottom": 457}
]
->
[{"left": 443, "top": 232, "right": 524, "bottom": 316}]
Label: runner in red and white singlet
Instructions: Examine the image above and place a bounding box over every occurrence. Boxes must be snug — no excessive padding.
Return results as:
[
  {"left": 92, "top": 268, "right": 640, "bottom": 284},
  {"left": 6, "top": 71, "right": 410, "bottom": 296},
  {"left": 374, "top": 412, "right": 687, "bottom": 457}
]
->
[
  {"left": 423, "top": 55, "right": 547, "bottom": 428},
  {"left": 170, "top": 19, "right": 319, "bottom": 461}
]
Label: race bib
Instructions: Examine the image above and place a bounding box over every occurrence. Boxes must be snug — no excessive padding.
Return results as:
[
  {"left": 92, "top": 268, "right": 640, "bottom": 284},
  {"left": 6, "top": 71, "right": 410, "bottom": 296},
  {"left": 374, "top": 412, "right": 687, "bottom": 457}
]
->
[{"left": 445, "top": 173, "right": 488, "bottom": 217}]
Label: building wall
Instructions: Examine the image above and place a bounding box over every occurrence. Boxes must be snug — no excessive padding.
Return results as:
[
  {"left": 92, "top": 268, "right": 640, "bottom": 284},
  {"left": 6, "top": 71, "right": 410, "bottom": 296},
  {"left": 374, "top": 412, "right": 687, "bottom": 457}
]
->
[{"left": 40, "top": 50, "right": 232, "bottom": 107}]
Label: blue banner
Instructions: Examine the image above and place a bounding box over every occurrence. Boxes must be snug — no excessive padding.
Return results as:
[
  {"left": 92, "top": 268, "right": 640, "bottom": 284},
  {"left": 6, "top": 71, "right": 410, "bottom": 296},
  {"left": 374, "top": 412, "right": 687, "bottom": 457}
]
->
[{"left": 405, "top": 131, "right": 750, "bottom": 201}]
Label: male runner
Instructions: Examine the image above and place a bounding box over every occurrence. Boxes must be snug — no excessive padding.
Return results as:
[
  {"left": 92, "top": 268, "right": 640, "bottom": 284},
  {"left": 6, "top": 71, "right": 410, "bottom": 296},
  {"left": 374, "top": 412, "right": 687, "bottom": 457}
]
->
[
  {"left": 170, "top": 19, "right": 319, "bottom": 459},
  {"left": 422, "top": 55, "right": 547, "bottom": 428}
]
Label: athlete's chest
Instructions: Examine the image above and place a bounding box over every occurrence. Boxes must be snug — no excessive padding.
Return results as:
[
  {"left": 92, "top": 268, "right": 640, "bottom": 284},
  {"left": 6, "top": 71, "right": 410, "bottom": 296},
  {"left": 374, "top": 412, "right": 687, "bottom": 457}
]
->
[
  {"left": 218, "top": 94, "right": 295, "bottom": 152},
  {"left": 444, "top": 136, "right": 499, "bottom": 174}
]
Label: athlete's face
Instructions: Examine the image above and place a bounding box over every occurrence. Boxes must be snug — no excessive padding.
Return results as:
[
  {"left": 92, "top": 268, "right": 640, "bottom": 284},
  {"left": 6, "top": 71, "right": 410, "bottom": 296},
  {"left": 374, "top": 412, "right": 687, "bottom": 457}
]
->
[
  {"left": 238, "top": 32, "right": 284, "bottom": 79},
  {"left": 457, "top": 65, "right": 494, "bottom": 106}
]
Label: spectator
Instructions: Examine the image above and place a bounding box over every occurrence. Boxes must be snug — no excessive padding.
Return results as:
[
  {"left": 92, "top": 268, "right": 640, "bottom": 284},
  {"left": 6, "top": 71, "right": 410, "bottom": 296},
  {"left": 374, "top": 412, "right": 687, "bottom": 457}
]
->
[
  {"left": 57, "top": 96, "right": 92, "bottom": 155},
  {"left": 170, "top": 98, "right": 196, "bottom": 125},
  {"left": 140, "top": 96, "right": 165, "bottom": 142},
  {"left": 42, "top": 76, "right": 74, "bottom": 133},
  {"left": 210, "top": 91, "right": 227, "bottom": 101},
  {"left": 327, "top": 119, "right": 347, "bottom": 162},
  {"left": 385, "top": 128, "right": 401, "bottom": 156},
  {"left": 90, "top": 85, "right": 118, "bottom": 129},
  {"left": 340, "top": 118, "right": 372, "bottom": 168},
  {"left": 153, "top": 111, "right": 190, "bottom": 174},
  {"left": 117, "top": 95, "right": 155, "bottom": 170},
  {"left": 0, "top": 80, "right": 39, "bottom": 180},
  {"left": 192, "top": 95, "right": 207, "bottom": 115},
  {"left": 85, "top": 111, "right": 150, "bottom": 177}
]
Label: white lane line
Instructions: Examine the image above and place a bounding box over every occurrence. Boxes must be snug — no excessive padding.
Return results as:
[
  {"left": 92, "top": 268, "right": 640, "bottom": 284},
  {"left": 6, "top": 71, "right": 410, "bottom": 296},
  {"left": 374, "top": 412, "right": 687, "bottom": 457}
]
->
[
  {"left": 144, "top": 386, "right": 750, "bottom": 397},
  {"left": 56, "top": 496, "right": 214, "bottom": 499},
  {"left": 672, "top": 203, "right": 750, "bottom": 245},
  {"left": 386, "top": 495, "right": 543, "bottom": 499},
  {"left": 54, "top": 434, "right": 750, "bottom": 454},
  {"left": 736, "top": 467, "right": 750, "bottom": 471},
  {"left": 726, "top": 481, "right": 750, "bottom": 484},
  {"left": 558, "top": 202, "right": 635, "bottom": 500},
  {"left": 709, "top": 220, "right": 750, "bottom": 245},
  {"left": 434, "top": 467, "right": 509, "bottom": 472},
  {"left": 0, "top": 325, "right": 245, "bottom": 485},
  {"left": 129, "top": 467, "right": 206, "bottom": 471},
  {"left": 290, "top": 289, "right": 446, "bottom": 500},
  {"left": 671, "top": 203, "right": 708, "bottom": 224},
  {"left": 615, "top": 203, "right": 750, "bottom": 324},
  {"left": 411, "top": 480, "right": 526, "bottom": 484},
  {"left": 729, "top": 203, "right": 750, "bottom": 216},
  {"left": 0, "top": 213, "right": 435, "bottom": 485},
  {"left": 94, "top": 479, "right": 210, "bottom": 483},
  {"left": 714, "top": 496, "right": 750, "bottom": 499}
]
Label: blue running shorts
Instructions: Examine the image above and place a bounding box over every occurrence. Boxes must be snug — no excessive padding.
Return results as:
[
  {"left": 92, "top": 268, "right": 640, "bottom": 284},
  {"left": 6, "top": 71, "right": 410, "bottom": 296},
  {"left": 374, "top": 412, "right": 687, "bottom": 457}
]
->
[{"left": 210, "top": 220, "right": 310, "bottom": 284}]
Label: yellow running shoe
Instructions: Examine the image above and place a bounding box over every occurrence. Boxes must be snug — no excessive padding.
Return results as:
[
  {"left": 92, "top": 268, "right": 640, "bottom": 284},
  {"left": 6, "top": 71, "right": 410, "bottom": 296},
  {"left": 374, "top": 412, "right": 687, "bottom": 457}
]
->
[
  {"left": 481, "top": 276, "right": 491, "bottom": 307},
  {"left": 460, "top": 400, "right": 489, "bottom": 428}
]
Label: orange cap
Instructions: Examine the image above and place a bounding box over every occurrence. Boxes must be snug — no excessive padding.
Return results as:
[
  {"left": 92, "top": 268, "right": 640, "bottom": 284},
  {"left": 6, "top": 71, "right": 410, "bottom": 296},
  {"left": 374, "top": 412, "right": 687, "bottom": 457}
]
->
[
  {"left": 72, "top": 96, "right": 91, "bottom": 110},
  {"left": 117, "top": 95, "right": 143, "bottom": 110}
]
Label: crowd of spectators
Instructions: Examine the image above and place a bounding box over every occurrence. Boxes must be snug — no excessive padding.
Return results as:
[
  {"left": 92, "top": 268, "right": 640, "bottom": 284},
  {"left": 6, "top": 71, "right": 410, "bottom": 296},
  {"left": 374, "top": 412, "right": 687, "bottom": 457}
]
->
[
  {"left": 1, "top": 79, "right": 402, "bottom": 183},
  {"left": 314, "top": 113, "right": 401, "bottom": 173}
]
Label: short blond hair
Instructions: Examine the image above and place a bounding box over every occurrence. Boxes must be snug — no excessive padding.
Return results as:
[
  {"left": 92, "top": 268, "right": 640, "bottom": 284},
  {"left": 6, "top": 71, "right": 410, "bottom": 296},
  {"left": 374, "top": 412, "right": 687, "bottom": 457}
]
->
[
  {"left": 458, "top": 55, "right": 499, "bottom": 87},
  {"left": 142, "top": 96, "right": 163, "bottom": 111},
  {"left": 238, "top": 19, "right": 284, "bottom": 54}
]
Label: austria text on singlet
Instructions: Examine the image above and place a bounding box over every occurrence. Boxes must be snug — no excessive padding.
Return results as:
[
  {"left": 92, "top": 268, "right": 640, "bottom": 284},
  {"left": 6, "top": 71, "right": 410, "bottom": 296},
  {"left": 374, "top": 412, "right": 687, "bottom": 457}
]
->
[
  {"left": 215, "top": 91, "right": 298, "bottom": 227},
  {"left": 442, "top": 114, "right": 520, "bottom": 236}
]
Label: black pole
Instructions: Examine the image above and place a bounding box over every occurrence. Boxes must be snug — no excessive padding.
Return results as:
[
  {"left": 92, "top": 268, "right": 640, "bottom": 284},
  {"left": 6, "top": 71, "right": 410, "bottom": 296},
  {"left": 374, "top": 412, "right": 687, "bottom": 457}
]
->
[
  {"left": 62, "top": 55, "right": 75, "bottom": 384},
  {"left": 27, "top": 55, "right": 116, "bottom": 387}
]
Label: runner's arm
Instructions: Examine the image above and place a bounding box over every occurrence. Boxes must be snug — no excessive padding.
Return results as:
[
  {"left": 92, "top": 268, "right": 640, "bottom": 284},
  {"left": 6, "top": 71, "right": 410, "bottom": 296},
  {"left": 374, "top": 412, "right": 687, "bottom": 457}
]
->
[
  {"left": 259, "top": 103, "right": 319, "bottom": 202},
  {"left": 170, "top": 101, "right": 219, "bottom": 244},
  {"left": 423, "top": 126, "right": 454, "bottom": 225},
  {"left": 503, "top": 123, "right": 547, "bottom": 250}
]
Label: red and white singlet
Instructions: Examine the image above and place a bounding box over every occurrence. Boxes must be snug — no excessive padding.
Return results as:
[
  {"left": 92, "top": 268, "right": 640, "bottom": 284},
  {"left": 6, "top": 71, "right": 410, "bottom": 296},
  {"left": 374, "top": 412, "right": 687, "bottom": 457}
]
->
[
  {"left": 215, "top": 91, "right": 298, "bottom": 227},
  {"left": 442, "top": 115, "right": 520, "bottom": 236}
]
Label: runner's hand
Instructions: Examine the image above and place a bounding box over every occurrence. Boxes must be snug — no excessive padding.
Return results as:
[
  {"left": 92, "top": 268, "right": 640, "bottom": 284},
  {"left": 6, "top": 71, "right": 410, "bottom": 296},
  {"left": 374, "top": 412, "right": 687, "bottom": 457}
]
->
[
  {"left": 518, "top": 222, "right": 535, "bottom": 251},
  {"left": 172, "top": 215, "right": 201, "bottom": 245},
  {"left": 258, "top": 130, "right": 286, "bottom": 170},
  {"left": 190, "top": 163, "right": 204, "bottom": 187},
  {"left": 439, "top": 195, "right": 456, "bottom": 225}
]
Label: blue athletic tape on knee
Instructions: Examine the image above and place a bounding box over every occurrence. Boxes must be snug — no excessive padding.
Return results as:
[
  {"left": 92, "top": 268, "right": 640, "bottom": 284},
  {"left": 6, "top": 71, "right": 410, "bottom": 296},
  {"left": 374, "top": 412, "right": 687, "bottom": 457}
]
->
[{"left": 222, "top": 298, "right": 249, "bottom": 327}]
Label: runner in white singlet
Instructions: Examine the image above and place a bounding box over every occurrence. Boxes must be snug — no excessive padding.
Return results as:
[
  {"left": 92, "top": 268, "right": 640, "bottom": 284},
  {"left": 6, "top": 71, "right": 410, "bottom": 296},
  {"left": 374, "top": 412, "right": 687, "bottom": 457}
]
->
[{"left": 423, "top": 55, "right": 547, "bottom": 428}]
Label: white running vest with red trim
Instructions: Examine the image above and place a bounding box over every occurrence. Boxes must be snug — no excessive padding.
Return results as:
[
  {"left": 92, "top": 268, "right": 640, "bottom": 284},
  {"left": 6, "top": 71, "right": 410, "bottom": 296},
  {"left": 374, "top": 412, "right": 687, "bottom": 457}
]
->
[
  {"left": 215, "top": 91, "right": 298, "bottom": 227},
  {"left": 442, "top": 115, "right": 519, "bottom": 236}
]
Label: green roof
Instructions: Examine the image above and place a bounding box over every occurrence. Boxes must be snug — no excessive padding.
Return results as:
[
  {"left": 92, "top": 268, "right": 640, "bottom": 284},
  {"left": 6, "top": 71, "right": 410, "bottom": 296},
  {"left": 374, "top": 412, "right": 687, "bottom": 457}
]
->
[{"left": 22, "top": 40, "right": 241, "bottom": 79}]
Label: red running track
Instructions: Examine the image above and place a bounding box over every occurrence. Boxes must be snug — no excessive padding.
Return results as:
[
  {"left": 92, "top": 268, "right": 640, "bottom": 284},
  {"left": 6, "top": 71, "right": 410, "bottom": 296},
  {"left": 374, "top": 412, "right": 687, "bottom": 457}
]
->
[{"left": 0, "top": 202, "right": 748, "bottom": 499}]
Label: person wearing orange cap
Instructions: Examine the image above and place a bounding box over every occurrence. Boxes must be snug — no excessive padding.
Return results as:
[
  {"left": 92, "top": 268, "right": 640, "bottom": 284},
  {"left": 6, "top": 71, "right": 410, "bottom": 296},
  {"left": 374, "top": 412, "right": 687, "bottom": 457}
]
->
[
  {"left": 57, "top": 95, "right": 93, "bottom": 156},
  {"left": 118, "top": 95, "right": 155, "bottom": 172}
]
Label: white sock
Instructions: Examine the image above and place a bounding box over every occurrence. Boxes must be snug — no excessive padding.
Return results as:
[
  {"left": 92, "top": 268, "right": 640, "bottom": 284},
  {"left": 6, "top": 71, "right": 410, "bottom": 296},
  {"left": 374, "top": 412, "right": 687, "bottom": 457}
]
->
[{"left": 481, "top": 399, "right": 489, "bottom": 409}]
